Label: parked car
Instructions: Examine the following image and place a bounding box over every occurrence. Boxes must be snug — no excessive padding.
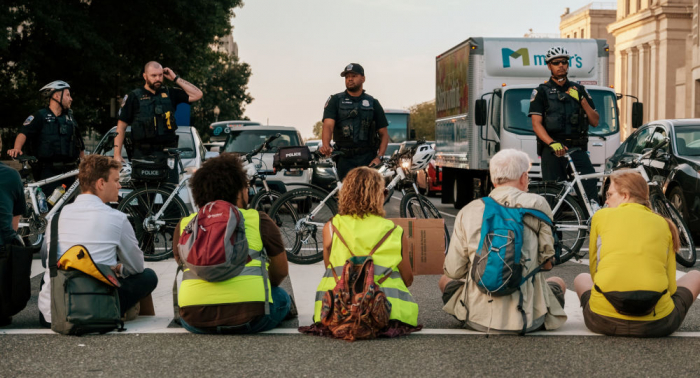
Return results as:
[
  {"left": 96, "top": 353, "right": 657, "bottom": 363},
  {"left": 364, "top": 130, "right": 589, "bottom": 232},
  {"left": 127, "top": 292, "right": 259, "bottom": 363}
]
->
[
  {"left": 305, "top": 139, "right": 322, "bottom": 152},
  {"left": 93, "top": 125, "right": 217, "bottom": 210},
  {"left": 605, "top": 119, "right": 700, "bottom": 238},
  {"left": 384, "top": 143, "right": 402, "bottom": 159},
  {"left": 222, "top": 125, "right": 311, "bottom": 193},
  {"left": 416, "top": 160, "right": 442, "bottom": 197}
]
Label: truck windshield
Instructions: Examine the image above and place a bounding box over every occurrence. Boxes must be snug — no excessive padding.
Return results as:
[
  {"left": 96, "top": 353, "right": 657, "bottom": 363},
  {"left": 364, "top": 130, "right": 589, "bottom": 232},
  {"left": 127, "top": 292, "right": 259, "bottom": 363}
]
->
[
  {"left": 502, "top": 88, "right": 619, "bottom": 137},
  {"left": 386, "top": 113, "right": 409, "bottom": 143}
]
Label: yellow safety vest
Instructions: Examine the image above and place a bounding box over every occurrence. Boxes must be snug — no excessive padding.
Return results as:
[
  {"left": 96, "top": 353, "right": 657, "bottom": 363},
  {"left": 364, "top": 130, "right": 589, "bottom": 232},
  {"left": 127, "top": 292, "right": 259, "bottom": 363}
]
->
[
  {"left": 178, "top": 208, "right": 273, "bottom": 309},
  {"left": 313, "top": 214, "right": 419, "bottom": 326}
]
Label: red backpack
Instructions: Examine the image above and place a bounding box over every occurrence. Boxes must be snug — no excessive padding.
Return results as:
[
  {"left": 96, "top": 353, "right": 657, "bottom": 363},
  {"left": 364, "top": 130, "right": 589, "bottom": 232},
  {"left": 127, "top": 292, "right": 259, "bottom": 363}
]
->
[
  {"left": 177, "top": 201, "right": 249, "bottom": 282},
  {"left": 318, "top": 225, "right": 397, "bottom": 341}
]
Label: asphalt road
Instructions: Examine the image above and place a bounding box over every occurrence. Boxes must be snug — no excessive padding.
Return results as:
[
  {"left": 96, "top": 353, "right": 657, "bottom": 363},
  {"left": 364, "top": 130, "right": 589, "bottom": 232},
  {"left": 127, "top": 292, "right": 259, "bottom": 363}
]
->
[{"left": 3, "top": 194, "right": 700, "bottom": 377}]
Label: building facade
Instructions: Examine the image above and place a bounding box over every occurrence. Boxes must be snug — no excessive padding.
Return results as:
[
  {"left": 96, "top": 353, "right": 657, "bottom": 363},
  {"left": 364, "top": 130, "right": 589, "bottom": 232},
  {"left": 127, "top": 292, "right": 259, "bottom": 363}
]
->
[{"left": 560, "top": 2, "right": 617, "bottom": 86}]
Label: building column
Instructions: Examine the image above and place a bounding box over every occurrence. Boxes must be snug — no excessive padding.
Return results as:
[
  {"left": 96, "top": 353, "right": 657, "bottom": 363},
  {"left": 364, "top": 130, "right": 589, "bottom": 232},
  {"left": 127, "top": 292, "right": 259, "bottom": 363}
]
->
[
  {"left": 649, "top": 40, "right": 659, "bottom": 121},
  {"left": 638, "top": 44, "right": 651, "bottom": 123},
  {"left": 618, "top": 49, "right": 628, "bottom": 138},
  {"left": 626, "top": 47, "right": 638, "bottom": 138}
]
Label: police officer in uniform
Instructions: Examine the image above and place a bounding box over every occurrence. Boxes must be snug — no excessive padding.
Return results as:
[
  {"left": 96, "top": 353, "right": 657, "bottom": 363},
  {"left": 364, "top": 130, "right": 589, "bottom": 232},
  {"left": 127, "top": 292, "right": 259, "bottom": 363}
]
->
[
  {"left": 319, "top": 63, "right": 389, "bottom": 180},
  {"left": 529, "top": 46, "right": 600, "bottom": 205},
  {"left": 113, "top": 61, "right": 203, "bottom": 167},
  {"left": 8, "top": 81, "right": 85, "bottom": 195}
]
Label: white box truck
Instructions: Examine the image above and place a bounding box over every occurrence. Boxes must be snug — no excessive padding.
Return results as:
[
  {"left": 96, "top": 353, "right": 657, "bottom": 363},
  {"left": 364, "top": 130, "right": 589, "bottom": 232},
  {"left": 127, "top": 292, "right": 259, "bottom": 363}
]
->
[{"left": 435, "top": 37, "right": 642, "bottom": 208}]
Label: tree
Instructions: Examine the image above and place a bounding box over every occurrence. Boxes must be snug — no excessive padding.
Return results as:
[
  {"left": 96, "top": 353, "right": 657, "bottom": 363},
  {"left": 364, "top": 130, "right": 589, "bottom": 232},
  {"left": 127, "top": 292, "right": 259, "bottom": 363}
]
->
[
  {"left": 0, "top": 0, "right": 252, "bottom": 148},
  {"left": 312, "top": 121, "right": 323, "bottom": 139},
  {"left": 409, "top": 100, "right": 436, "bottom": 140}
]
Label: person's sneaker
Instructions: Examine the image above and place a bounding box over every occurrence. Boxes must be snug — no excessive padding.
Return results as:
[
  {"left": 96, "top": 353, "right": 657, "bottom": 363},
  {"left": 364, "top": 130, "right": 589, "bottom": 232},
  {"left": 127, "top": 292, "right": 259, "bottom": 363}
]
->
[
  {"left": 284, "top": 296, "right": 298, "bottom": 320},
  {"left": 121, "top": 302, "right": 140, "bottom": 322}
]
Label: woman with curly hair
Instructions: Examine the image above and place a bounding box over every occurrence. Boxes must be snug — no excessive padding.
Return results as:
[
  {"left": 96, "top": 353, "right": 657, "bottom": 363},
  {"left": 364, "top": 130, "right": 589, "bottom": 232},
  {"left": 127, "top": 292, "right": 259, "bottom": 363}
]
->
[{"left": 303, "top": 166, "right": 420, "bottom": 337}]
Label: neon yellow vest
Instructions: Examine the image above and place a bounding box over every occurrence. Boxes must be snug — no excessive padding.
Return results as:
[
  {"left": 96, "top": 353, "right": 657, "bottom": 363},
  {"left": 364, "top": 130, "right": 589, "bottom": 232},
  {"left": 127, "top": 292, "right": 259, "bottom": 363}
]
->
[
  {"left": 178, "top": 208, "right": 273, "bottom": 307},
  {"left": 313, "top": 214, "right": 419, "bottom": 326}
]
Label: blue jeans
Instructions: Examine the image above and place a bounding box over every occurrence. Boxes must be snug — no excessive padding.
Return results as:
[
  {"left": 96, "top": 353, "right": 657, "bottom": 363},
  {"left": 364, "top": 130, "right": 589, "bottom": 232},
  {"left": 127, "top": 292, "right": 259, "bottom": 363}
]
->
[{"left": 180, "top": 286, "right": 291, "bottom": 334}]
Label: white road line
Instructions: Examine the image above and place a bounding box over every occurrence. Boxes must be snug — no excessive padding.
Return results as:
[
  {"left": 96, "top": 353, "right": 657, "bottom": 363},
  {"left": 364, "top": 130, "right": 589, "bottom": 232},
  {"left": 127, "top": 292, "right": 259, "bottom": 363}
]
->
[
  {"left": 288, "top": 262, "right": 326, "bottom": 326},
  {"left": 30, "top": 260, "right": 44, "bottom": 278}
]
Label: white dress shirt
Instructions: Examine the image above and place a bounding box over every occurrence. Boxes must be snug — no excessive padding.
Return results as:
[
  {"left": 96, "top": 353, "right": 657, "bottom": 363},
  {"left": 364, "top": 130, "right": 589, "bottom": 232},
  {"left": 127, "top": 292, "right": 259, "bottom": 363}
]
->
[{"left": 38, "top": 194, "right": 146, "bottom": 322}]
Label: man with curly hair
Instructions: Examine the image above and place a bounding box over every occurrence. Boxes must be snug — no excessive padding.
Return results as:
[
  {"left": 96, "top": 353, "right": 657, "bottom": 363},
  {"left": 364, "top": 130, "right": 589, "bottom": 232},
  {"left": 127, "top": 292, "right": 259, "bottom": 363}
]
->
[{"left": 172, "top": 153, "right": 293, "bottom": 334}]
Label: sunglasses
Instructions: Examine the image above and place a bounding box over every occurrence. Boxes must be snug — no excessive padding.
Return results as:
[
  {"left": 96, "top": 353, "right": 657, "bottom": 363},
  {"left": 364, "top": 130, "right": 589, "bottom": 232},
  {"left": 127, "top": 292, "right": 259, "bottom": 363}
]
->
[{"left": 550, "top": 60, "right": 569, "bottom": 66}]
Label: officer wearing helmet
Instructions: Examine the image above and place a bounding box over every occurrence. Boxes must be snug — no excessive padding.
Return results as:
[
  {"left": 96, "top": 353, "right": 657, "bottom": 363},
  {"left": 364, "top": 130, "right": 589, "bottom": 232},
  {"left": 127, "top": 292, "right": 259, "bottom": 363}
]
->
[
  {"left": 8, "top": 81, "right": 85, "bottom": 194},
  {"left": 319, "top": 63, "right": 389, "bottom": 180},
  {"left": 528, "top": 46, "right": 600, "bottom": 204}
]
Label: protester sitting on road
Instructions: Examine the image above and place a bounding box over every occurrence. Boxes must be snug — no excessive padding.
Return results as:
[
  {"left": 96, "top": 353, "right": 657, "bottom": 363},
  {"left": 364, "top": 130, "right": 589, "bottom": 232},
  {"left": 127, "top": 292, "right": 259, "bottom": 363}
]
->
[
  {"left": 172, "top": 153, "right": 292, "bottom": 334},
  {"left": 38, "top": 155, "right": 157, "bottom": 327},
  {"left": 440, "top": 149, "right": 567, "bottom": 334},
  {"left": 304, "top": 166, "right": 420, "bottom": 335},
  {"left": 573, "top": 170, "right": 700, "bottom": 337}
]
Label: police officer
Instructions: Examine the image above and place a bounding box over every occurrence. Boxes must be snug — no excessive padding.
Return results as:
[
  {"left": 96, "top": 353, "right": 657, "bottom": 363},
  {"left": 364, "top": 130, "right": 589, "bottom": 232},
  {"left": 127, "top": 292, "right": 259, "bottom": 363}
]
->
[
  {"left": 8, "top": 81, "right": 85, "bottom": 195},
  {"left": 319, "top": 63, "right": 389, "bottom": 180},
  {"left": 113, "top": 61, "right": 203, "bottom": 164},
  {"left": 529, "top": 46, "right": 601, "bottom": 205}
]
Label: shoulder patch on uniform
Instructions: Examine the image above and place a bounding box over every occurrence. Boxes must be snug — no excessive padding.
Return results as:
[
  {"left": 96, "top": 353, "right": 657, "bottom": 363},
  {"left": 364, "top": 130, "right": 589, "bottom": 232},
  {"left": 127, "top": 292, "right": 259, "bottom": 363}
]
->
[
  {"left": 530, "top": 89, "right": 537, "bottom": 102},
  {"left": 121, "top": 95, "right": 128, "bottom": 107},
  {"left": 324, "top": 96, "right": 331, "bottom": 108},
  {"left": 23, "top": 115, "right": 34, "bottom": 126}
]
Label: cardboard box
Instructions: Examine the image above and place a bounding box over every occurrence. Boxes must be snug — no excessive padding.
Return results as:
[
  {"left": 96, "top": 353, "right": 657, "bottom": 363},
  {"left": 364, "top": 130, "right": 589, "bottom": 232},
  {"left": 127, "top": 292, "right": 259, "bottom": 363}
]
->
[{"left": 389, "top": 218, "right": 446, "bottom": 275}]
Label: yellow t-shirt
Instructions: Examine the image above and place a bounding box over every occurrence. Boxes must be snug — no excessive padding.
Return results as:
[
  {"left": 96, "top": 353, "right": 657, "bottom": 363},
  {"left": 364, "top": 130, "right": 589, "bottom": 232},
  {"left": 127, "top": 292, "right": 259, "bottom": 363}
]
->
[{"left": 589, "top": 203, "right": 676, "bottom": 321}]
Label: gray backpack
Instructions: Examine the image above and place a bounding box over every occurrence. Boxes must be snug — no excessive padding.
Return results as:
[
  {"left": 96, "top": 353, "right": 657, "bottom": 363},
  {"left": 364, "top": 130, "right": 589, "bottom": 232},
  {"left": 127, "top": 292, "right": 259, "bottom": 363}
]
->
[{"left": 49, "top": 212, "right": 124, "bottom": 335}]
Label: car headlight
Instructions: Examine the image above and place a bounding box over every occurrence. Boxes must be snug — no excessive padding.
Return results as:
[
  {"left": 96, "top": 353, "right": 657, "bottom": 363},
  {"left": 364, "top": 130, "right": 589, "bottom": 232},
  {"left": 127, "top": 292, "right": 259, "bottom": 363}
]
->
[{"left": 400, "top": 157, "right": 412, "bottom": 171}]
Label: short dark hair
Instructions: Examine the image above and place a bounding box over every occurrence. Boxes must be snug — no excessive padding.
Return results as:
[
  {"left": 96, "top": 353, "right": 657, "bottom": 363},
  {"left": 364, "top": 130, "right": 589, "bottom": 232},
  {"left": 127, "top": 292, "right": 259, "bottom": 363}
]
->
[
  {"left": 143, "top": 61, "right": 162, "bottom": 74},
  {"left": 78, "top": 155, "right": 121, "bottom": 193},
  {"left": 189, "top": 153, "right": 248, "bottom": 207}
]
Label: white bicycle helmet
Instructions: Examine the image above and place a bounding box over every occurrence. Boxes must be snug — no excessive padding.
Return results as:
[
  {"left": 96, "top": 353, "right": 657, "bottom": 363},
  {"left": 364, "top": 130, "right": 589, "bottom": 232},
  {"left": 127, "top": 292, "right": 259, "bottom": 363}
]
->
[
  {"left": 119, "top": 164, "right": 132, "bottom": 184},
  {"left": 243, "top": 161, "right": 257, "bottom": 181},
  {"left": 411, "top": 144, "right": 435, "bottom": 171},
  {"left": 545, "top": 46, "right": 570, "bottom": 63},
  {"left": 40, "top": 80, "right": 71, "bottom": 98}
]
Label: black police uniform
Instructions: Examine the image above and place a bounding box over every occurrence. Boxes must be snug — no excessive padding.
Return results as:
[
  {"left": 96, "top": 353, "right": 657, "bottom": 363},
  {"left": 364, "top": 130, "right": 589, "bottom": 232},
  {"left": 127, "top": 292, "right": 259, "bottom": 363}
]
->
[
  {"left": 322, "top": 90, "right": 388, "bottom": 180},
  {"left": 528, "top": 78, "right": 598, "bottom": 202},
  {"left": 118, "top": 86, "right": 189, "bottom": 183},
  {"left": 19, "top": 108, "right": 84, "bottom": 195}
]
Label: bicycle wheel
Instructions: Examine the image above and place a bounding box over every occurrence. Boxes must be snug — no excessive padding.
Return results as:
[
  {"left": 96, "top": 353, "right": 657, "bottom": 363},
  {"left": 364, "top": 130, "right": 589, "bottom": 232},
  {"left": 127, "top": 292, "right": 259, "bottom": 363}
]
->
[
  {"left": 529, "top": 183, "right": 587, "bottom": 264},
  {"left": 249, "top": 189, "right": 282, "bottom": 213},
  {"left": 268, "top": 188, "right": 337, "bottom": 265},
  {"left": 117, "top": 184, "right": 189, "bottom": 261},
  {"left": 650, "top": 193, "right": 696, "bottom": 267},
  {"left": 399, "top": 192, "right": 451, "bottom": 253}
]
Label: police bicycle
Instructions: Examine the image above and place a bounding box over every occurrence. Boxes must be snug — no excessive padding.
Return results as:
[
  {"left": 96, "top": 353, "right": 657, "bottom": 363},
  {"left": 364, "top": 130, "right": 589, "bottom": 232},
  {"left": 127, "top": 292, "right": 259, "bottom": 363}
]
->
[
  {"left": 268, "top": 140, "right": 448, "bottom": 265},
  {"left": 529, "top": 139, "right": 696, "bottom": 267},
  {"left": 116, "top": 148, "right": 193, "bottom": 261},
  {"left": 14, "top": 155, "right": 80, "bottom": 247},
  {"left": 243, "top": 133, "right": 285, "bottom": 212}
]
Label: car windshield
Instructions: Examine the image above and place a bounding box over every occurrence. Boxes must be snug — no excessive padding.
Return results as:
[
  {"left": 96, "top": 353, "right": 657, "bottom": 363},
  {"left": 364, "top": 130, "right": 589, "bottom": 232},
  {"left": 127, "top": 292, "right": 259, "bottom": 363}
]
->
[
  {"left": 385, "top": 144, "right": 402, "bottom": 157},
  {"left": 95, "top": 129, "right": 196, "bottom": 159},
  {"left": 306, "top": 141, "right": 320, "bottom": 147},
  {"left": 502, "top": 88, "right": 619, "bottom": 136},
  {"left": 223, "top": 130, "right": 300, "bottom": 153},
  {"left": 675, "top": 126, "right": 700, "bottom": 156}
]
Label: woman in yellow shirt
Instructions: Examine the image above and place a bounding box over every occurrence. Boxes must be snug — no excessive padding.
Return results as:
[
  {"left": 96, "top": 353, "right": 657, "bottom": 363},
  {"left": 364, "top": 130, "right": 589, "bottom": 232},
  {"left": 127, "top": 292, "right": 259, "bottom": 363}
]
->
[{"left": 573, "top": 170, "right": 700, "bottom": 337}]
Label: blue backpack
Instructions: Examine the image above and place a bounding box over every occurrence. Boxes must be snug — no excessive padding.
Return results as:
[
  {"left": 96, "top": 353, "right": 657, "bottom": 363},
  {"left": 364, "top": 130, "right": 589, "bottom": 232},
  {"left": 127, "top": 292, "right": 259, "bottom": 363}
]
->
[{"left": 471, "top": 196, "right": 558, "bottom": 297}]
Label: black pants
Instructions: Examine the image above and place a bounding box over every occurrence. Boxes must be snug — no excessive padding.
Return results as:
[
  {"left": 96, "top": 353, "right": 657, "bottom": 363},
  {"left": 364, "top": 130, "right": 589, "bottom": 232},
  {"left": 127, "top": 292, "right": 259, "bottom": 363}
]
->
[
  {"left": 337, "top": 150, "right": 376, "bottom": 181},
  {"left": 540, "top": 148, "right": 598, "bottom": 203},
  {"left": 117, "top": 268, "right": 158, "bottom": 316}
]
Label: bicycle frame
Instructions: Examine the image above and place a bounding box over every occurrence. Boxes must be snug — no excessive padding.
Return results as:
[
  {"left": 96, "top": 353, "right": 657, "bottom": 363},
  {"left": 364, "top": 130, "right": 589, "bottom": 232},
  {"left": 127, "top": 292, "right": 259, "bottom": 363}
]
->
[
  {"left": 19, "top": 169, "right": 80, "bottom": 229},
  {"left": 297, "top": 162, "right": 342, "bottom": 230}
]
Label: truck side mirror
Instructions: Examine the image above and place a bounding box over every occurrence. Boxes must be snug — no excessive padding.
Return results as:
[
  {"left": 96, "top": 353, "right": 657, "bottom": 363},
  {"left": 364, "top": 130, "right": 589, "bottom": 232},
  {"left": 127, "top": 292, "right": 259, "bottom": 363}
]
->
[
  {"left": 632, "top": 102, "right": 643, "bottom": 129},
  {"left": 475, "top": 99, "right": 487, "bottom": 126},
  {"left": 409, "top": 129, "right": 416, "bottom": 140}
]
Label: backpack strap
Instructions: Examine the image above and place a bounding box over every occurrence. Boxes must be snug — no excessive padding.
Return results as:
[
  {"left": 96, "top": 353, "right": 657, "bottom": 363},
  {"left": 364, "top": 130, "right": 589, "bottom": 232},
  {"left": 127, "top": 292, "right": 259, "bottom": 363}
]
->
[
  {"left": 172, "top": 265, "right": 182, "bottom": 324},
  {"left": 330, "top": 223, "right": 355, "bottom": 256},
  {"left": 369, "top": 225, "right": 398, "bottom": 257},
  {"left": 48, "top": 211, "right": 62, "bottom": 278}
]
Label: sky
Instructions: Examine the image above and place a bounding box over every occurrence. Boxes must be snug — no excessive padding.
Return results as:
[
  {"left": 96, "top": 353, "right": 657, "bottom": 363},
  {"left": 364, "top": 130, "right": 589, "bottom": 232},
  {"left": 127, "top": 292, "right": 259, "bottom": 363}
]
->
[{"left": 233, "top": 0, "right": 604, "bottom": 139}]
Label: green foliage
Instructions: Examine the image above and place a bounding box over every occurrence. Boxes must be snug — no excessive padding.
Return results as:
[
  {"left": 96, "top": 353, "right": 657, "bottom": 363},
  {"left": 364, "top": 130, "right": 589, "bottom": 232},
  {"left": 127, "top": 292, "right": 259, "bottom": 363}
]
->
[
  {"left": 0, "top": 0, "right": 252, "bottom": 145},
  {"left": 409, "top": 100, "right": 436, "bottom": 140},
  {"left": 312, "top": 121, "right": 323, "bottom": 139}
]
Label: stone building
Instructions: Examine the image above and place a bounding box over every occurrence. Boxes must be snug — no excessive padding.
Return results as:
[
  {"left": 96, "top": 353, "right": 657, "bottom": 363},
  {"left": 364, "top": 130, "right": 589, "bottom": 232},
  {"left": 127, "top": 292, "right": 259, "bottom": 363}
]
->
[{"left": 560, "top": 3, "right": 617, "bottom": 86}]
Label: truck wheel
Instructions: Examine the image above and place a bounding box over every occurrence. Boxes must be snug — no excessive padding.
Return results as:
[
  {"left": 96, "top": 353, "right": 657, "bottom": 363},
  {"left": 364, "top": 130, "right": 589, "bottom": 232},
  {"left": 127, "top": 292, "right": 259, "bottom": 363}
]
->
[{"left": 453, "top": 175, "right": 471, "bottom": 209}]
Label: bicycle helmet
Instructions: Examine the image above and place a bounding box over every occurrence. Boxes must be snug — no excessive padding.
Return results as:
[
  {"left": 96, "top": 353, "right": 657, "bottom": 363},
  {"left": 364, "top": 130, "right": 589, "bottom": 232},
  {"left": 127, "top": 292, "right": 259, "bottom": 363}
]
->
[
  {"left": 40, "top": 80, "right": 71, "bottom": 98},
  {"left": 243, "top": 161, "right": 257, "bottom": 181},
  {"left": 411, "top": 144, "right": 435, "bottom": 171},
  {"left": 545, "top": 46, "right": 570, "bottom": 63},
  {"left": 119, "top": 164, "right": 132, "bottom": 184}
]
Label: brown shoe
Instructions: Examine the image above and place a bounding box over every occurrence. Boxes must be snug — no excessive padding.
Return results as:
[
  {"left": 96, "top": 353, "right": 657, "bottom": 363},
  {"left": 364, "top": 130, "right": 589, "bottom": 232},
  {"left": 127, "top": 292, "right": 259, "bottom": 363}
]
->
[{"left": 121, "top": 302, "right": 140, "bottom": 322}]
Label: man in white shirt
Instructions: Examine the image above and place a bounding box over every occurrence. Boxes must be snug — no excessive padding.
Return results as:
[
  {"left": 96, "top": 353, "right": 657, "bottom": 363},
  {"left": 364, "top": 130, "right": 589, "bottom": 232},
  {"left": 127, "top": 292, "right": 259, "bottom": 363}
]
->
[{"left": 38, "top": 155, "right": 158, "bottom": 326}]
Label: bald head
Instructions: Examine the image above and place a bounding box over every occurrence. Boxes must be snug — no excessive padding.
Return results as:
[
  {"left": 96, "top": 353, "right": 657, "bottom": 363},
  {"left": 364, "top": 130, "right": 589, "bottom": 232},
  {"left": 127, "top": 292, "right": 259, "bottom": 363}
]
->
[{"left": 143, "top": 61, "right": 164, "bottom": 91}]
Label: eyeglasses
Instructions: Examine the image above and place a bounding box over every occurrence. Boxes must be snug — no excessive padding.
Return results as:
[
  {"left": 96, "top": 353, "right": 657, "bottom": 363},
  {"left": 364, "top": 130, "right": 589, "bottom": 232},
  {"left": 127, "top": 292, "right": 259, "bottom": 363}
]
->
[{"left": 550, "top": 60, "right": 569, "bottom": 66}]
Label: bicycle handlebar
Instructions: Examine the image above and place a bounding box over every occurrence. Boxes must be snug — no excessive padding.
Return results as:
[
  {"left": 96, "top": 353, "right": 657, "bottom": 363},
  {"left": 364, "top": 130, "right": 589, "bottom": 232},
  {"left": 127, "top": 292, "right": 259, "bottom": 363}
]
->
[{"left": 246, "top": 133, "right": 281, "bottom": 162}]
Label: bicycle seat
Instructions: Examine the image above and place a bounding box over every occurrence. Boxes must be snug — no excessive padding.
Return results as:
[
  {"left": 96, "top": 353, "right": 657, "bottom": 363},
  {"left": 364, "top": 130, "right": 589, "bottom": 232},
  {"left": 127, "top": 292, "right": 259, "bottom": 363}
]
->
[
  {"left": 16, "top": 155, "right": 37, "bottom": 163},
  {"left": 166, "top": 147, "right": 193, "bottom": 155}
]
